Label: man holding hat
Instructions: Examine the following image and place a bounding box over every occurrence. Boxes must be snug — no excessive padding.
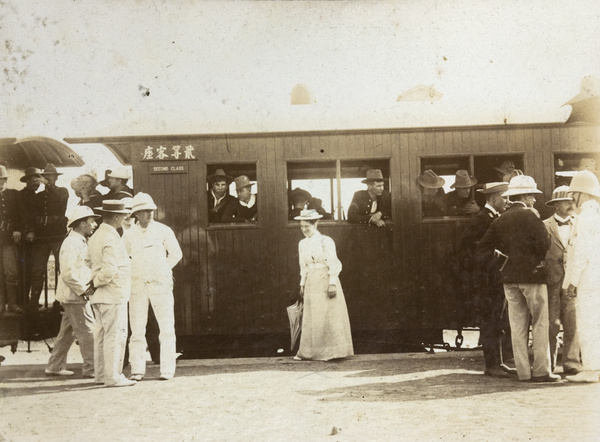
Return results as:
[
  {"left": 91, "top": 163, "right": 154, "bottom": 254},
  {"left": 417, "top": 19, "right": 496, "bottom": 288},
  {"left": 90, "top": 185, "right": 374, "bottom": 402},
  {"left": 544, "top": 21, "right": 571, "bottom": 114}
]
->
[
  {"left": 27, "top": 163, "right": 70, "bottom": 309},
  {"left": 0, "top": 165, "right": 24, "bottom": 315},
  {"left": 222, "top": 175, "right": 258, "bottom": 223},
  {"left": 123, "top": 192, "right": 182, "bottom": 381},
  {"left": 347, "top": 169, "right": 391, "bottom": 226},
  {"left": 418, "top": 169, "right": 447, "bottom": 217},
  {"left": 446, "top": 170, "right": 480, "bottom": 216},
  {"left": 102, "top": 166, "right": 134, "bottom": 201},
  {"left": 478, "top": 175, "right": 557, "bottom": 382},
  {"left": 45, "top": 206, "right": 100, "bottom": 378},
  {"left": 562, "top": 170, "right": 600, "bottom": 383},
  {"left": 542, "top": 186, "right": 580, "bottom": 375},
  {"left": 88, "top": 200, "right": 135, "bottom": 387},
  {"left": 207, "top": 169, "right": 236, "bottom": 223},
  {"left": 459, "top": 182, "right": 512, "bottom": 377}
]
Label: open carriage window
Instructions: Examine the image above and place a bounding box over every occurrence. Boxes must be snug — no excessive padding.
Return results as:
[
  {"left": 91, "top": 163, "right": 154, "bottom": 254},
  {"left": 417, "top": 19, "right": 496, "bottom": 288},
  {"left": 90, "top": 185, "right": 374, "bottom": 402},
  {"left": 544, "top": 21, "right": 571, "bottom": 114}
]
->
[
  {"left": 206, "top": 163, "right": 258, "bottom": 224},
  {"left": 340, "top": 159, "right": 391, "bottom": 222},
  {"left": 287, "top": 161, "right": 336, "bottom": 220},
  {"left": 554, "top": 153, "right": 599, "bottom": 187}
]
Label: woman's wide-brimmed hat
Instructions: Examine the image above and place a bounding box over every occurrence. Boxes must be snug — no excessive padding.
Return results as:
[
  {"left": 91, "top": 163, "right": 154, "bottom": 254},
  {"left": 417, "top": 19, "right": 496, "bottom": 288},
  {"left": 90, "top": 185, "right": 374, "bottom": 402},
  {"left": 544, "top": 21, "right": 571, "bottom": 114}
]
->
[
  {"left": 545, "top": 185, "right": 574, "bottom": 206},
  {"left": 294, "top": 209, "right": 323, "bottom": 220},
  {"left": 131, "top": 192, "right": 157, "bottom": 213},
  {"left": 94, "top": 199, "right": 131, "bottom": 214},
  {"left": 417, "top": 169, "right": 445, "bottom": 189},
  {"left": 361, "top": 169, "right": 385, "bottom": 184},
  {"left": 450, "top": 170, "right": 477, "bottom": 189},
  {"left": 568, "top": 170, "right": 600, "bottom": 198},
  {"left": 67, "top": 206, "right": 101, "bottom": 227},
  {"left": 502, "top": 175, "right": 542, "bottom": 197},
  {"left": 20, "top": 167, "right": 43, "bottom": 182},
  {"left": 208, "top": 169, "right": 233, "bottom": 185},
  {"left": 291, "top": 188, "right": 311, "bottom": 201}
]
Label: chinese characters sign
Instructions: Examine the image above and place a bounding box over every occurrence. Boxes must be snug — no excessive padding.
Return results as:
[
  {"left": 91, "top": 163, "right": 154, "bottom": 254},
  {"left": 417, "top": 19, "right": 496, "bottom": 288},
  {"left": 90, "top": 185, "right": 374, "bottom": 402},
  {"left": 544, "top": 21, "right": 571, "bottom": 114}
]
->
[{"left": 141, "top": 145, "right": 197, "bottom": 161}]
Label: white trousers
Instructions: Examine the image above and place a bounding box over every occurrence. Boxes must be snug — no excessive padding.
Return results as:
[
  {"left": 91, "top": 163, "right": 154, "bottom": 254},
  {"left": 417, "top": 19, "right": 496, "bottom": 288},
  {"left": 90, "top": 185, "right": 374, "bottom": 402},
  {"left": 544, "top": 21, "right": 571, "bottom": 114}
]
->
[
  {"left": 46, "top": 303, "right": 95, "bottom": 376},
  {"left": 575, "top": 288, "right": 600, "bottom": 371},
  {"left": 129, "top": 282, "right": 176, "bottom": 377},
  {"left": 92, "top": 303, "right": 129, "bottom": 386},
  {"left": 503, "top": 283, "right": 552, "bottom": 380}
]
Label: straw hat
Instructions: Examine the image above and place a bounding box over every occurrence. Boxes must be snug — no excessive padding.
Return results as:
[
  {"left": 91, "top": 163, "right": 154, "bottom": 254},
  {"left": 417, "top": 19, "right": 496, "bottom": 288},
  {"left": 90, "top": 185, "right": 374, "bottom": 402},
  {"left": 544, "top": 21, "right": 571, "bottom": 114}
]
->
[
  {"left": 131, "top": 192, "right": 157, "bottom": 213},
  {"left": 67, "top": 206, "right": 101, "bottom": 228},
  {"left": 207, "top": 169, "right": 233, "bottom": 185},
  {"left": 502, "top": 175, "right": 542, "bottom": 197},
  {"left": 545, "top": 186, "right": 573, "bottom": 206},
  {"left": 361, "top": 169, "right": 385, "bottom": 184},
  {"left": 450, "top": 170, "right": 477, "bottom": 189},
  {"left": 294, "top": 209, "right": 323, "bottom": 220},
  {"left": 94, "top": 200, "right": 131, "bottom": 214},
  {"left": 418, "top": 169, "right": 445, "bottom": 189},
  {"left": 568, "top": 170, "right": 600, "bottom": 198},
  {"left": 477, "top": 182, "right": 509, "bottom": 194}
]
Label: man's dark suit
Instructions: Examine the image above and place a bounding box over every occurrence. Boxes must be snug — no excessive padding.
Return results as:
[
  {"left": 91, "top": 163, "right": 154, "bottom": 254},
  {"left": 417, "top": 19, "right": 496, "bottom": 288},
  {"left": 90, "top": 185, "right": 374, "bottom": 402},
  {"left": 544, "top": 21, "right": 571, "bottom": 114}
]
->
[{"left": 347, "top": 190, "right": 391, "bottom": 224}]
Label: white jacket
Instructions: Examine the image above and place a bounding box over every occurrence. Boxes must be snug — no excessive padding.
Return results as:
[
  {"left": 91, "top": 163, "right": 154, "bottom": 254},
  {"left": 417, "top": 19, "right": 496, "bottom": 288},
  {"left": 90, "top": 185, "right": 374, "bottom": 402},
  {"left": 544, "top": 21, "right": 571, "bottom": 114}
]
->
[{"left": 56, "top": 230, "right": 91, "bottom": 304}]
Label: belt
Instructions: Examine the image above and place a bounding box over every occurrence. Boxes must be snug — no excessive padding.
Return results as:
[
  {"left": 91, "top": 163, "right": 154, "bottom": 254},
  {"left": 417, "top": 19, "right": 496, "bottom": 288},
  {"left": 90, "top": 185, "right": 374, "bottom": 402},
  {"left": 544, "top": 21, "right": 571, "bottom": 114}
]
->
[
  {"left": 35, "top": 215, "right": 62, "bottom": 226},
  {"left": 307, "top": 263, "right": 328, "bottom": 269}
]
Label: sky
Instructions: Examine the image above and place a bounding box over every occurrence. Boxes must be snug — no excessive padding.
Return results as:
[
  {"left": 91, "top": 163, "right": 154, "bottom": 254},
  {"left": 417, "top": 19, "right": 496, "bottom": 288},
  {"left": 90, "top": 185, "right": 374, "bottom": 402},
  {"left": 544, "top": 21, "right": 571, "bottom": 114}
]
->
[{"left": 2, "top": 0, "right": 600, "bottom": 143}]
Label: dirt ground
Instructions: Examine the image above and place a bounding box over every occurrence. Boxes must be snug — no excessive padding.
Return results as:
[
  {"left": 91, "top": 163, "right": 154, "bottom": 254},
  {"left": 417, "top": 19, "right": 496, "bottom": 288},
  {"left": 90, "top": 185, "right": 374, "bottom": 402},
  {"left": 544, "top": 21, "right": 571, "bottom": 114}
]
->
[{"left": 1, "top": 340, "right": 599, "bottom": 442}]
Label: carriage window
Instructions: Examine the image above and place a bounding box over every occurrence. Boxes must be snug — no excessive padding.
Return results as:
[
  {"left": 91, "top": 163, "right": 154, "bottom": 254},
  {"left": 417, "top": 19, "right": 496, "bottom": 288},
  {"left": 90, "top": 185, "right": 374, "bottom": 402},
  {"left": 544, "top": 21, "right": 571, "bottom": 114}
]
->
[
  {"left": 554, "top": 153, "right": 599, "bottom": 187},
  {"left": 340, "top": 160, "right": 391, "bottom": 222},
  {"left": 207, "top": 163, "right": 258, "bottom": 224},
  {"left": 419, "top": 155, "right": 524, "bottom": 218},
  {"left": 287, "top": 161, "right": 336, "bottom": 220}
]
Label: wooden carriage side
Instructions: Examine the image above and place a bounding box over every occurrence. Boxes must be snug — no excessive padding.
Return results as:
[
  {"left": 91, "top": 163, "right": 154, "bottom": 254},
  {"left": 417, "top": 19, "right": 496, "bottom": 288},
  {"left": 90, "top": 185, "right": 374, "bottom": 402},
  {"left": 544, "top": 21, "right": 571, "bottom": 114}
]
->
[{"left": 67, "top": 122, "right": 599, "bottom": 356}]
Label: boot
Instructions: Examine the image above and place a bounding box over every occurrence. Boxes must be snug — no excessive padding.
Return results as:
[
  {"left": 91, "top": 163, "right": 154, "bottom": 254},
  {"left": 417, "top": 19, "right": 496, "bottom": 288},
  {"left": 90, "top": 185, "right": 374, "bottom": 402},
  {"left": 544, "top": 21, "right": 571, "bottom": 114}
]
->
[
  {"left": 29, "top": 281, "right": 43, "bottom": 310},
  {"left": 6, "top": 284, "right": 24, "bottom": 314}
]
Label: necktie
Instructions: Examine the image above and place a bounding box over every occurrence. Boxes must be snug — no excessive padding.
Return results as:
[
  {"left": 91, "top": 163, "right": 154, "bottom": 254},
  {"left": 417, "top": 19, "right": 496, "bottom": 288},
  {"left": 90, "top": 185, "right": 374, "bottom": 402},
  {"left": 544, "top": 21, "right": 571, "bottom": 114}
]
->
[{"left": 556, "top": 219, "right": 571, "bottom": 227}]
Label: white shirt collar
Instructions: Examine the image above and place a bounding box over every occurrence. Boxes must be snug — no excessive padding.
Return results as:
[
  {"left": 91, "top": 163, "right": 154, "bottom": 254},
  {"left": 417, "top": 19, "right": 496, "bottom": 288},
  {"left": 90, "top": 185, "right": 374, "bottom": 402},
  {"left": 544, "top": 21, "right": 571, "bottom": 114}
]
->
[
  {"left": 484, "top": 204, "right": 499, "bottom": 216},
  {"left": 239, "top": 194, "right": 256, "bottom": 208}
]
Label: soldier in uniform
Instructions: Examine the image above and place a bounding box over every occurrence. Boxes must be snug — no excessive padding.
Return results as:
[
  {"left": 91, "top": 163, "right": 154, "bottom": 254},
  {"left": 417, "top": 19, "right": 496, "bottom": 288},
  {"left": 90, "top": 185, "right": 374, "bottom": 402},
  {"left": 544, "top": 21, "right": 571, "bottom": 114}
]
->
[
  {"left": 0, "top": 165, "right": 25, "bottom": 315},
  {"left": 222, "top": 175, "right": 258, "bottom": 223},
  {"left": 29, "top": 164, "right": 69, "bottom": 309},
  {"left": 446, "top": 170, "right": 480, "bottom": 216},
  {"left": 347, "top": 169, "right": 391, "bottom": 226}
]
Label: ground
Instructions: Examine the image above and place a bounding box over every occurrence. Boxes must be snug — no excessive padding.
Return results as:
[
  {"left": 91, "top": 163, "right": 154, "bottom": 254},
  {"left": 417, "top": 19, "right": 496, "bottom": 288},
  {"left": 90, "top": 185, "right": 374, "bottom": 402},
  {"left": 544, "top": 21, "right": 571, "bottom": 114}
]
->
[{"left": 1, "top": 339, "right": 598, "bottom": 442}]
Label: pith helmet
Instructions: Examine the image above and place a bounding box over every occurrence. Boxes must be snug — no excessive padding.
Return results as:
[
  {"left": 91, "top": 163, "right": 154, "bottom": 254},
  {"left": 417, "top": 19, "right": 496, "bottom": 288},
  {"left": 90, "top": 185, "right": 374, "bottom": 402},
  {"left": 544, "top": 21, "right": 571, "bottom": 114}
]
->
[
  {"left": 568, "top": 170, "right": 600, "bottom": 198},
  {"left": 67, "top": 206, "right": 101, "bottom": 227},
  {"left": 545, "top": 185, "right": 573, "bottom": 206},
  {"left": 131, "top": 192, "right": 158, "bottom": 213},
  {"left": 502, "top": 175, "right": 542, "bottom": 197}
]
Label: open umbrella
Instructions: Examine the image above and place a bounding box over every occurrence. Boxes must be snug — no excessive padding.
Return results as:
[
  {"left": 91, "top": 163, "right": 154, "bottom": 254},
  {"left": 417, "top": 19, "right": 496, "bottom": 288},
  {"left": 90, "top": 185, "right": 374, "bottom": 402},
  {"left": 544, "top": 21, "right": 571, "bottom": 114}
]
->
[{"left": 286, "top": 301, "right": 303, "bottom": 350}]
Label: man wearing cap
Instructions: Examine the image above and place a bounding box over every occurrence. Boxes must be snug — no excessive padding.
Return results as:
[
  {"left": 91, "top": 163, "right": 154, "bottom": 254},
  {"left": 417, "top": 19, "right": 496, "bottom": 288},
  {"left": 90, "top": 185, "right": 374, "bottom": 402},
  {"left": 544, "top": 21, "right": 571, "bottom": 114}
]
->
[
  {"left": 478, "top": 175, "right": 557, "bottom": 382},
  {"left": 446, "top": 170, "right": 480, "bottom": 216},
  {"left": 222, "top": 175, "right": 258, "bottom": 223},
  {"left": 347, "top": 169, "right": 391, "bottom": 226},
  {"left": 88, "top": 200, "right": 135, "bottom": 387},
  {"left": 102, "top": 166, "right": 134, "bottom": 201},
  {"left": 543, "top": 186, "right": 580, "bottom": 375},
  {"left": 289, "top": 188, "right": 331, "bottom": 221},
  {"left": 123, "top": 192, "right": 182, "bottom": 381},
  {"left": 45, "top": 206, "right": 100, "bottom": 378},
  {"left": 460, "top": 182, "right": 512, "bottom": 377},
  {"left": 562, "top": 170, "right": 600, "bottom": 383},
  {"left": 207, "top": 169, "right": 236, "bottom": 223},
  {"left": 0, "top": 165, "right": 25, "bottom": 315},
  {"left": 418, "top": 170, "right": 447, "bottom": 217},
  {"left": 27, "top": 164, "right": 70, "bottom": 309}
]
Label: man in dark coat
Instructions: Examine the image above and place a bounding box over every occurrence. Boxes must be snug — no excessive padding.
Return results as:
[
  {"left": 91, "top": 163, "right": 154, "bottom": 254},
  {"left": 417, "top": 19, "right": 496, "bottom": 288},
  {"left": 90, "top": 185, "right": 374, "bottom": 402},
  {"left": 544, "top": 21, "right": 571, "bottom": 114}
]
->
[
  {"left": 459, "top": 182, "right": 511, "bottom": 377},
  {"left": 478, "top": 175, "right": 557, "bottom": 382},
  {"left": 222, "top": 175, "right": 258, "bottom": 223},
  {"left": 446, "top": 170, "right": 480, "bottom": 216},
  {"left": 102, "top": 167, "right": 134, "bottom": 200},
  {"left": 207, "top": 169, "right": 236, "bottom": 223},
  {"left": 347, "top": 169, "right": 391, "bottom": 226}
]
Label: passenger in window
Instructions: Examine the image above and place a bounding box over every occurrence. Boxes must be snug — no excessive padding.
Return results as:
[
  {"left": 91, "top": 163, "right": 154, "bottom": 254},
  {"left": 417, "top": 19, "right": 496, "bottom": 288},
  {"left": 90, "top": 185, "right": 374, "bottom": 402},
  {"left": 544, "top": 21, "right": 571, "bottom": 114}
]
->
[
  {"left": 494, "top": 160, "right": 523, "bottom": 183},
  {"left": 446, "top": 170, "right": 480, "bottom": 216},
  {"left": 418, "top": 169, "right": 447, "bottom": 217},
  {"left": 221, "top": 175, "right": 258, "bottom": 223},
  {"left": 289, "top": 188, "right": 332, "bottom": 220},
  {"left": 207, "top": 169, "right": 236, "bottom": 223},
  {"left": 347, "top": 169, "right": 391, "bottom": 227}
]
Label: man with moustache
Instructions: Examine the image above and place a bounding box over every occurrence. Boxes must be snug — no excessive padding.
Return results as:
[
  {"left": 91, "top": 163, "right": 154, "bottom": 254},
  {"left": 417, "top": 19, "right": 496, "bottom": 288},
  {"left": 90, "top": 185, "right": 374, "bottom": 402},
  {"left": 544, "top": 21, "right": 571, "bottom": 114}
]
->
[
  {"left": 45, "top": 206, "right": 100, "bottom": 378},
  {"left": 543, "top": 186, "right": 581, "bottom": 375},
  {"left": 460, "top": 182, "right": 512, "bottom": 377}
]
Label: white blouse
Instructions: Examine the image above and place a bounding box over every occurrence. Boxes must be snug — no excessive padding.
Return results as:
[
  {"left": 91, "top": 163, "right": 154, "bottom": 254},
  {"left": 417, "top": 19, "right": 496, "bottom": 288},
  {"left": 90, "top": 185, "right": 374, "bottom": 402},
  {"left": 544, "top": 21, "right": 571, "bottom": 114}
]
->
[{"left": 298, "top": 230, "right": 342, "bottom": 286}]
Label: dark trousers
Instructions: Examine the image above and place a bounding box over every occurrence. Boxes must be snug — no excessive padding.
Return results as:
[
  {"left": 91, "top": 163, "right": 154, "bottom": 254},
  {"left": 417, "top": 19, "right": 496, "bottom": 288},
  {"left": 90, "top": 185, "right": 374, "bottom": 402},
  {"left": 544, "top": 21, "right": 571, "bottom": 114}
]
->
[{"left": 479, "top": 283, "right": 512, "bottom": 368}]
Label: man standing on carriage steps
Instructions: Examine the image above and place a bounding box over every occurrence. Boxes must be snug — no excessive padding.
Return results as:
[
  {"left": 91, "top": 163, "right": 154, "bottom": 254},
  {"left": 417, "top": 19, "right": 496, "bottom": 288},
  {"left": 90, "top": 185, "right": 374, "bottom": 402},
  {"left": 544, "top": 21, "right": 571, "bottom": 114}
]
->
[
  {"left": 124, "top": 192, "right": 182, "bottom": 381},
  {"left": 460, "top": 182, "right": 513, "bottom": 378},
  {"left": 478, "top": 175, "right": 558, "bottom": 382}
]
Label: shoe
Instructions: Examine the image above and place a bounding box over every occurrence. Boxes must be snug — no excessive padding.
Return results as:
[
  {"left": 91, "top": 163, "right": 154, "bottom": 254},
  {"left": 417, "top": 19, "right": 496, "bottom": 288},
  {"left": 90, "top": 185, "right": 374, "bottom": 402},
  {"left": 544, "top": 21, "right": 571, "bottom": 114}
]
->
[
  {"left": 292, "top": 356, "right": 302, "bottom": 361},
  {"left": 566, "top": 371, "right": 599, "bottom": 383},
  {"left": 83, "top": 374, "right": 95, "bottom": 379},
  {"left": 500, "top": 365, "right": 518, "bottom": 375},
  {"left": 530, "top": 373, "right": 561, "bottom": 383},
  {"left": 107, "top": 378, "right": 137, "bottom": 387},
  {"left": 45, "top": 369, "right": 75, "bottom": 376},
  {"left": 564, "top": 368, "right": 581, "bottom": 376},
  {"left": 130, "top": 374, "right": 144, "bottom": 381},
  {"left": 484, "top": 366, "right": 510, "bottom": 378},
  {"left": 159, "top": 374, "right": 173, "bottom": 381}
]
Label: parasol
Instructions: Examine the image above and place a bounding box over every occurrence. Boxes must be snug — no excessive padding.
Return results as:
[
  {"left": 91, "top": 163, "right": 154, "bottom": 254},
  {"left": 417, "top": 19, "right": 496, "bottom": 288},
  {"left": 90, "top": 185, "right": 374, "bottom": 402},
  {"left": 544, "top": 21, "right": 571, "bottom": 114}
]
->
[{"left": 286, "top": 301, "right": 303, "bottom": 350}]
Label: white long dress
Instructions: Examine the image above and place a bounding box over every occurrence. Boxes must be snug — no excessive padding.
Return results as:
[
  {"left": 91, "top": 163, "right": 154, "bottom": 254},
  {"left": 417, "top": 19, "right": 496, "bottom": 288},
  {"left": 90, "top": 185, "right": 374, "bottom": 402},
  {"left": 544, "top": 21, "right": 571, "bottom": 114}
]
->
[{"left": 296, "top": 230, "right": 354, "bottom": 361}]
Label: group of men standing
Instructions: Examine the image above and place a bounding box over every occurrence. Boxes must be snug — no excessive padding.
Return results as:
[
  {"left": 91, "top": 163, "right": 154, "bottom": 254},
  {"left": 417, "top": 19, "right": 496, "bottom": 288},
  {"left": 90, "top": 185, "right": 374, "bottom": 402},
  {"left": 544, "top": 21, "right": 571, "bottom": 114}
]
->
[
  {"left": 464, "top": 170, "right": 600, "bottom": 383},
  {"left": 0, "top": 163, "right": 183, "bottom": 387}
]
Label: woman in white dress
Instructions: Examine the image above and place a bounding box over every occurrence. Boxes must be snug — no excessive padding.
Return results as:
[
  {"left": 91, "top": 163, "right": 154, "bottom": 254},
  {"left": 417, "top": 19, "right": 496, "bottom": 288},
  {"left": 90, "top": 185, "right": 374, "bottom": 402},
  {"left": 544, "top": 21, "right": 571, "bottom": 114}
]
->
[{"left": 294, "top": 210, "right": 354, "bottom": 361}]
